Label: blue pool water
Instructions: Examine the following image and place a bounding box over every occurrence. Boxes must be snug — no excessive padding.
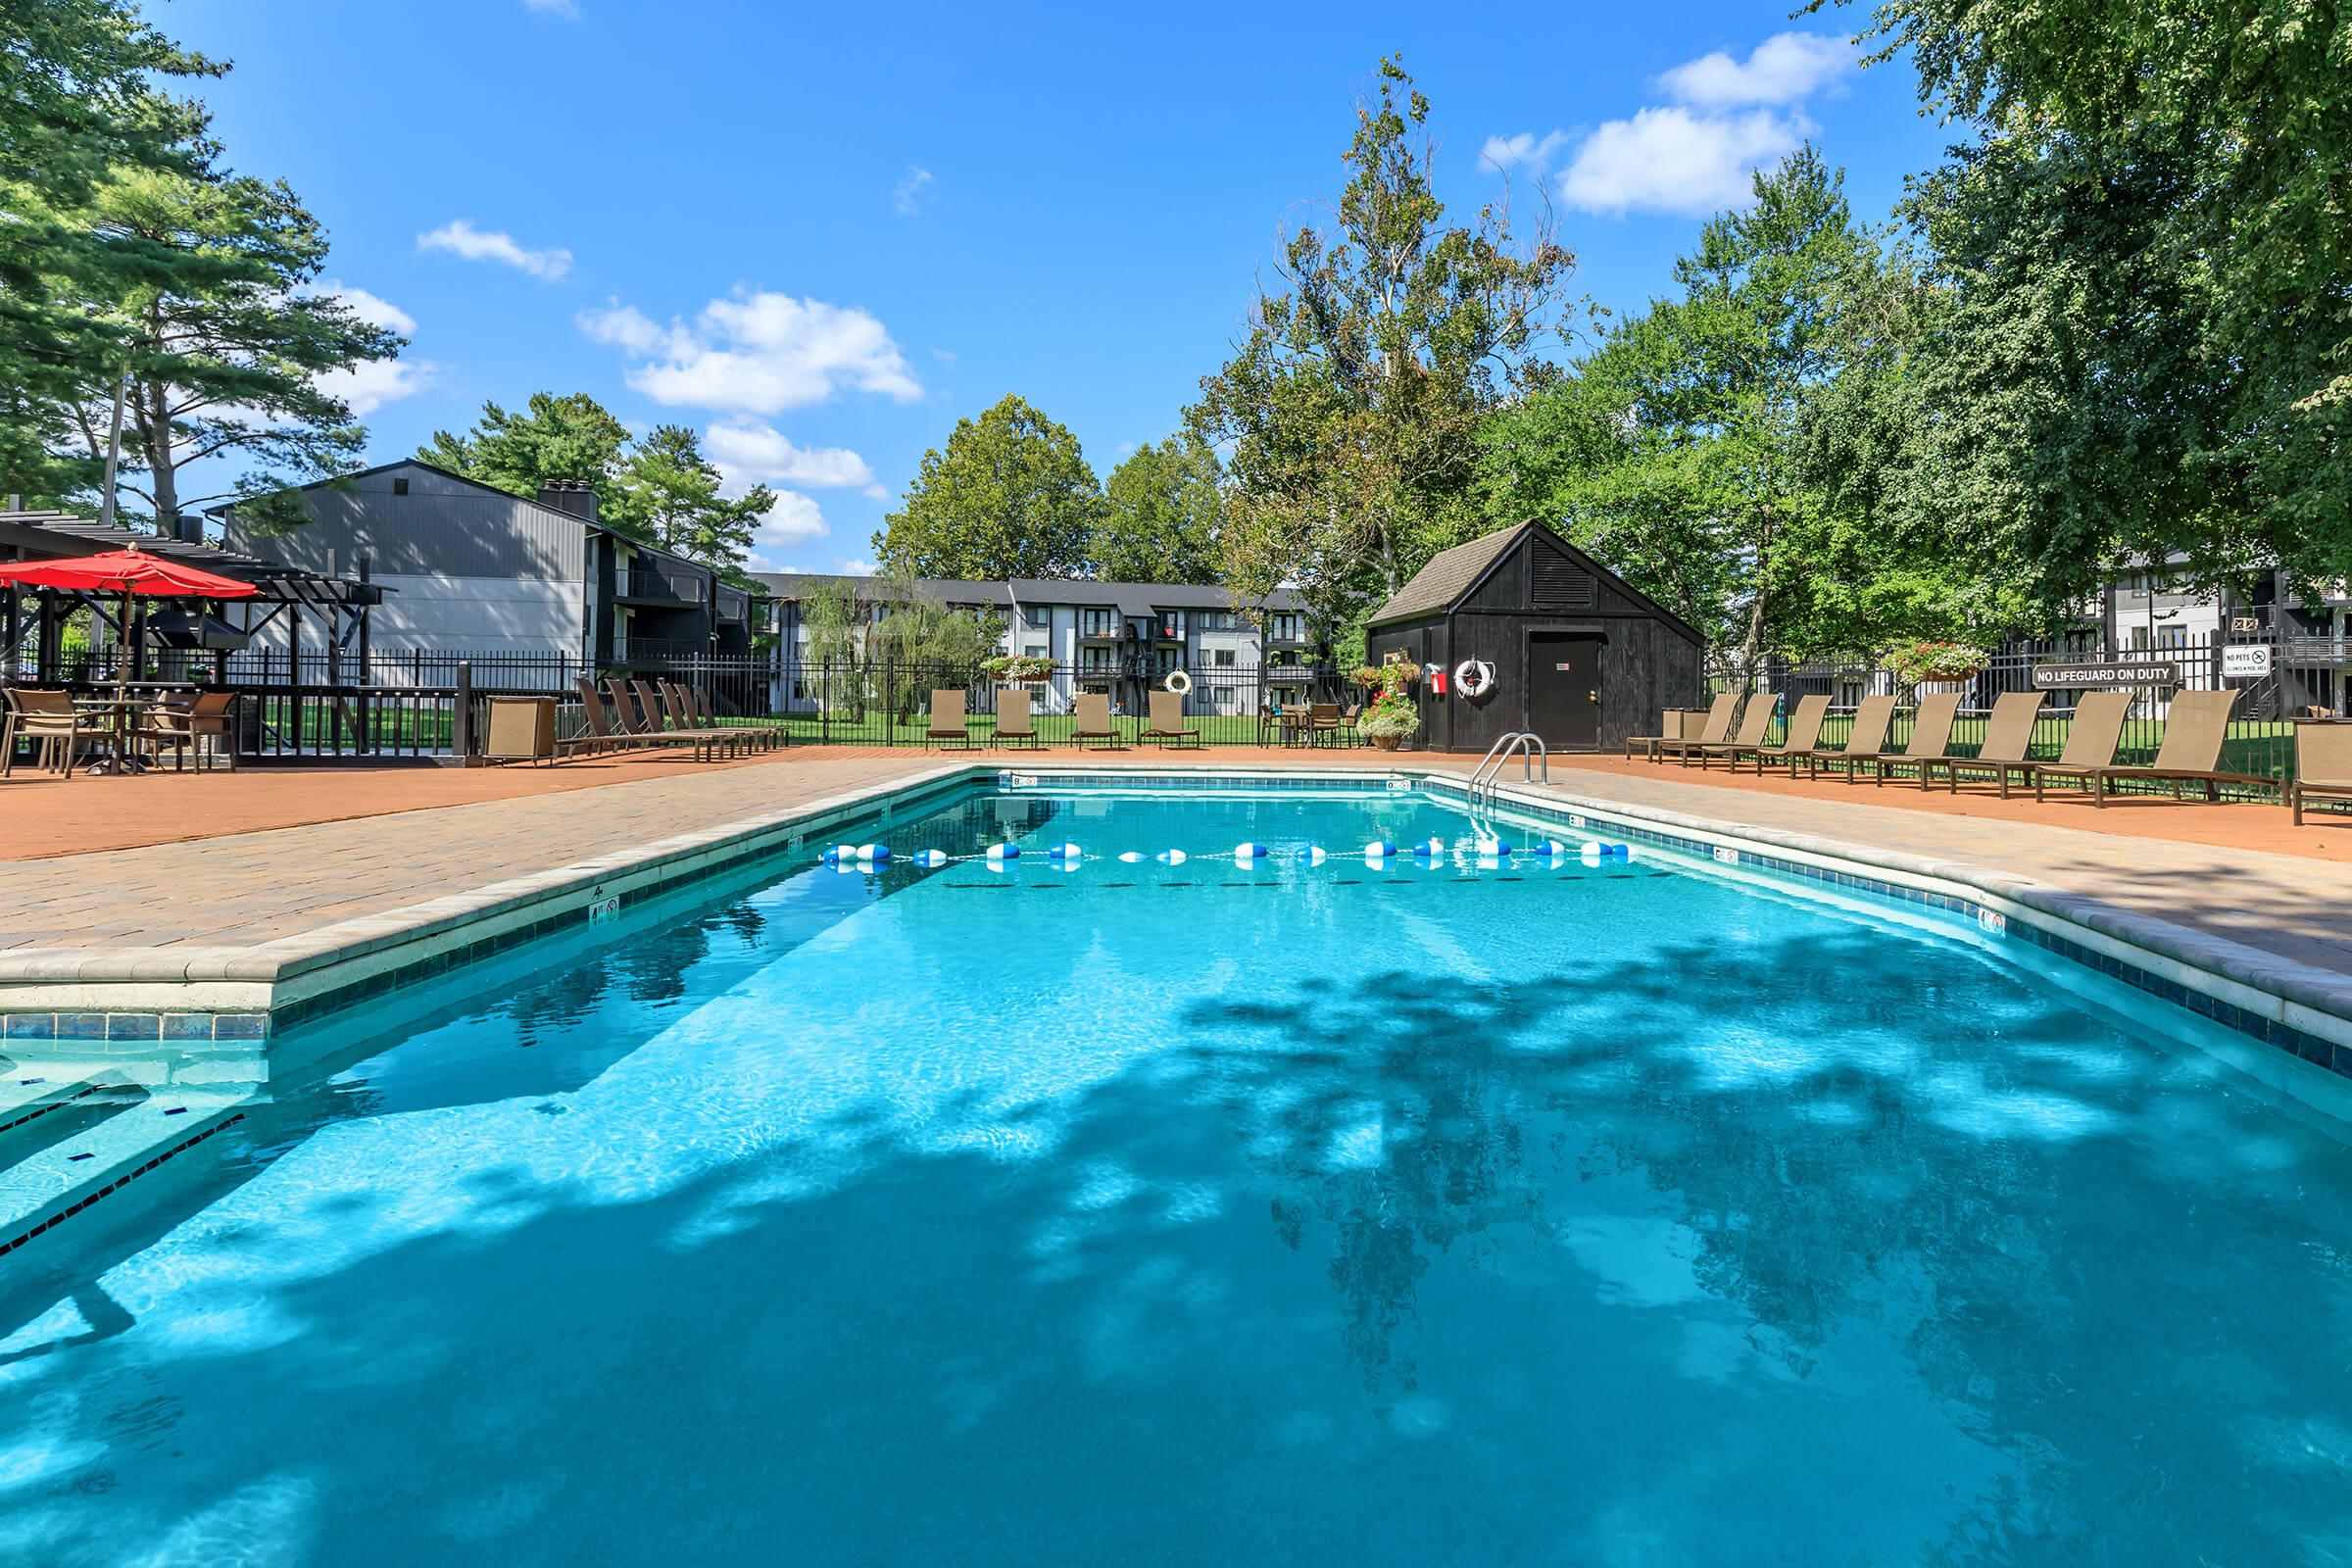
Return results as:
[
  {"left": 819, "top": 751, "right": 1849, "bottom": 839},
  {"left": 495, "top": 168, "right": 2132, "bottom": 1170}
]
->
[{"left": 5, "top": 783, "right": 2352, "bottom": 1564}]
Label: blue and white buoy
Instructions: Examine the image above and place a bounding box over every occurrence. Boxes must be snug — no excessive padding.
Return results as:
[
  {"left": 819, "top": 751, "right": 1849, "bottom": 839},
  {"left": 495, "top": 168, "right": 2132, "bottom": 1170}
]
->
[
  {"left": 1234, "top": 842, "right": 1268, "bottom": 860},
  {"left": 1530, "top": 839, "right": 1572, "bottom": 859},
  {"left": 1363, "top": 839, "right": 1397, "bottom": 861},
  {"left": 984, "top": 842, "right": 1020, "bottom": 862},
  {"left": 1118, "top": 851, "right": 1146, "bottom": 863},
  {"left": 1047, "top": 842, "right": 1083, "bottom": 861},
  {"left": 1297, "top": 845, "right": 1328, "bottom": 866},
  {"left": 1474, "top": 837, "right": 1510, "bottom": 858},
  {"left": 910, "top": 848, "right": 948, "bottom": 868},
  {"left": 1156, "top": 849, "right": 1187, "bottom": 865},
  {"left": 855, "top": 843, "right": 889, "bottom": 863}
]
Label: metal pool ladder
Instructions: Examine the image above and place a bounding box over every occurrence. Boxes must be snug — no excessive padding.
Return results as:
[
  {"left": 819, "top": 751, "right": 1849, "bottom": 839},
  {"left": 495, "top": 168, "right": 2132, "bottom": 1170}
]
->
[{"left": 1468, "top": 731, "right": 1547, "bottom": 808}]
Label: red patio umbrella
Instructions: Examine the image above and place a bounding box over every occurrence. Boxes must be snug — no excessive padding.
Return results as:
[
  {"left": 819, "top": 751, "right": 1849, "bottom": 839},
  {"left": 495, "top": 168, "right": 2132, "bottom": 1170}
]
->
[{"left": 0, "top": 545, "right": 257, "bottom": 700}]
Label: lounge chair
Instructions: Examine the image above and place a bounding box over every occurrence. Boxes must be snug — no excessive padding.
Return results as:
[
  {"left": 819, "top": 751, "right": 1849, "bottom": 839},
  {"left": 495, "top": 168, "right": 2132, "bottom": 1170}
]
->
[
  {"left": 565, "top": 677, "right": 635, "bottom": 758},
  {"left": 655, "top": 680, "right": 754, "bottom": 761},
  {"left": 2005, "top": 690, "right": 2133, "bottom": 801},
  {"left": 1730, "top": 694, "right": 1833, "bottom": 774},
  {"left": 1798, "top": 695, "right": 1896, "bottom": 782},
  {"left": 994, "top": 687, "right": 1042, "bottom": 749},
  {"left": 2054, "top": 688, "right": 2278, "bottom": 807},
  {"left": 1676, "top": 694, "right": 1779, "bottom": 768},
  {"left": 1073, "top": 691, "right": 1121, "bottom": 749},
  {"left": 1918, "top": 690, "right": 2048, "bottom": 794},
  {"left": 924, "top": 689, "right": 974, "bottom": 749},
  {"left": 0, "top": 688, "right": 111, "bottom": 777},
  {"left": 2291, "top": 722, "right": 2352, "bottom": 825},
  {"left": 683, "top": 683, "right": 780, "bottom": 751},
  {"left": 1628, "top": 694, "right": 1734, "bottom": 761},
  {"left": 1143, "top": 689, "right": 1201, "bottom": 749},
  {"left": 1822, "top": 691, "right": 1963, "bottom": 787},
  {"left": 605, "top": 677, "right": 659, "bottom": 740}
]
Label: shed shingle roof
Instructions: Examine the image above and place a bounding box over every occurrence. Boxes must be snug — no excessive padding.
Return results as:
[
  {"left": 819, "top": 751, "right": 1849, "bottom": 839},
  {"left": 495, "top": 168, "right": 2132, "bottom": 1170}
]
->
[{"left": 1367, "top": 523, "right": 1531, "bottom": 624}]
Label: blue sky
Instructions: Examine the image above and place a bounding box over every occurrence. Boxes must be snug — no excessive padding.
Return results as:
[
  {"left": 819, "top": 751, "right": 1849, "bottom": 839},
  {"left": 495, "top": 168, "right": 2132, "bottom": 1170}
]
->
[{"left": 172, "top": 0, "right": 1951, "bottom": 572}]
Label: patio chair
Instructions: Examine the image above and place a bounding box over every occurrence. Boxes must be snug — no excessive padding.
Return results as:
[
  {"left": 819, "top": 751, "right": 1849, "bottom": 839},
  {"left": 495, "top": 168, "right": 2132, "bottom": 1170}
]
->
[
  {"left": 1, "top": 688, "right": 110, "bottom": 778},
  {"left": 1828, "top": 690, "right": 1963, "bottom": 787},
  {"left": 2006, "top": 690, "right": 2134, "bottom": 801},
  {"left": 655, "top": 680, "right": 750, "bottom": 760},
  {"left": 1307, "top": 703, "right": 1345, "bottom": 747},
  {"left": 564, "top": 677, "right": 630, "bottom": 759},
  {"left": 683, "top": 684, "right": 780, "bottom": 751},
  {"left": 1729, "top": 694, "right": 1833, "bottom": 774},
  {"left": 1073, "top": 691, "right": 1122, "bottom": 749},
  {"left": 924, "top": 689, "right": 975, "bottom": 749},
  {"left": 1917, "top": 690, "right": 2048, "bottom": 794},
  {"left": 605, "top": 678, "right": 660, "bottom": 739},
  {"left": 1628, "top": 694, "right": 1734, "bottom": 761},
  {"left": 994, "top": 687, "right": 1042, "bottom": 750},
  {"left": 2290, "top": 722, "right": 2352, "bottom": 825},
  {"left": 1677, "top": 694, "right": 1779, "bottom": 768},
  {"left": 131, "top": 689, "right": 237, "bottom": 771},
  {"left": 1797, "top": 695, "right": 1896, "bottom": 782},
  {"left": 1143, "top": 689, "right": 1201, "bottom": 749},
  {"left": 2058, "top": 688, "right": 2278, "bottom": 807}
]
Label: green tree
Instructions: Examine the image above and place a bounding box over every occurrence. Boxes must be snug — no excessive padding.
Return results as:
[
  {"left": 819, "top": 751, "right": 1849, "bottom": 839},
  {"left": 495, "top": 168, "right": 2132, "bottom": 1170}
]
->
[
  {"left": 872, "top": 394, "right": 1102, "bottom": 579},
  {"left": 1488, "top": 150, "right": 1960, "bottom": 682},
  {"left": 419, "top": 392, "right": 631, "bottom": 513},
  {"left": 609, "top": 424, "right": 773, "bottom": 572},
  {"left": 1094, "top": 436, "right": 1224, "bottom": 583},
  {"left": 0, "top": 0, "right": 216, "bottom": 500},
  {"left": 1189, "top": 57, "right": 1576, "bottom": 642},
  {"left": 1834, "top": 0, "right": 2352, "bottom": 592},
  {"left": 72, "top": 161, "right": 404, "bottom": 536}
]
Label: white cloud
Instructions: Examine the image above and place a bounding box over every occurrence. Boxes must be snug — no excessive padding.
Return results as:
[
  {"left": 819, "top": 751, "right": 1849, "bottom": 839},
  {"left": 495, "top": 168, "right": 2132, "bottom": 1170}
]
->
[
  {"left": 1560, "top": 105, "right": 1811, "bottom": 217},
  {"left": 704, "top": 420, "right": 877, "bottom": 491},
  {"left": 580, "top": 289, "right": 921, "bottom": 415},
  {"left": 1480, "top": 129, "right": 1570, "bottom": 175},
  {"left": 416, "top": 220, "right": 572, "bottom": 281},
  {"left": 318, "top": 358, "right": 434, "bottom": 416},
  {"left": 836, "top": 558, "right": 877, "bottom": 576},
  {"left": 747, "top": 491, "right": 831, "bottom": 569},
  {"left": 304, "top": 283, "right": 431, "bottom": 415},
  {"left": 893, "top": 165, "right": 934, "bottom": 216},
  {"left": 1658, "top": 31, "right": 1851, "bottom": 108},
  {"left": 523, "top": 0, "right": 581, "bottom": 17}
]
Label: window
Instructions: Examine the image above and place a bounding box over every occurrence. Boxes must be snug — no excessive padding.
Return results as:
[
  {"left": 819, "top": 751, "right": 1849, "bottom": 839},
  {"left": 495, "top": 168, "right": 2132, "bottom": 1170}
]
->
[
  {"left": 1266, "top": 612, "right": 1302, "bottom": 642},
  {"left": 1024, "top": 643, "right": 1048, "bottom": 660},
  {"left": 391, "top": 476, "right": 410, "bottom": 496},
  {"left": 1196, "top": 610, "right": 1240, "bottom": 633},
  {"left": 1214, "top": 648, "right": 1236, "bottom": 666},
  {"left": 1023, "top": 606, "right": 1049, "bottom": 629}
]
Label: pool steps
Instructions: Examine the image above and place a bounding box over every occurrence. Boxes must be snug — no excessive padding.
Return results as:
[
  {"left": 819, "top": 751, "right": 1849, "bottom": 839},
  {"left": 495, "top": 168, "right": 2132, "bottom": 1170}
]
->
[{"left": 0, "top": 1054, "right": 247, "bottom": 1257}]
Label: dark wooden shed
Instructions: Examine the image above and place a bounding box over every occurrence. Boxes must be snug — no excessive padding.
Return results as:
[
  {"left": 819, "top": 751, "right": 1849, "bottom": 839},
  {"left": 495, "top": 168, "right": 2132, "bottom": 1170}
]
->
[{"left": 1363, "top": 520, "right": 1704, "bottom": 754}]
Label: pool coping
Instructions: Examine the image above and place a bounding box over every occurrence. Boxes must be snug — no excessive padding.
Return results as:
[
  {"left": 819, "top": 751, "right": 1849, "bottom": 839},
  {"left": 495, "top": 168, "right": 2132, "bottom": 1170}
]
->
[{"left": 1, "top": 761, "right": 2346, "bottom": 1085}]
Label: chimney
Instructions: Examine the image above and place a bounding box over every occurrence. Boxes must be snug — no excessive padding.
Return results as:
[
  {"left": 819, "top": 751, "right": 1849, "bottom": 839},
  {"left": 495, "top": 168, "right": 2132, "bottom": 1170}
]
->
[{"left": 537, "top": 479, "right": 600, "bottom": 524}]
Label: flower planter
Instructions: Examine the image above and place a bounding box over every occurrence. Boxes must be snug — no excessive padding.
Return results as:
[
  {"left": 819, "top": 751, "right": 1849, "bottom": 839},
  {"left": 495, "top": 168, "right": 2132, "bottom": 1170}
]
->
[{"left": 1367, "top": 733, "right": 1404, "bottom": 751}]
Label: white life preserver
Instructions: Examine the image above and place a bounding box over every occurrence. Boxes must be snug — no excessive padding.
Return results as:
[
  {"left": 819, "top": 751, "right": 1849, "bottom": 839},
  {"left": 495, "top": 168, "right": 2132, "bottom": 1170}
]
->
[
  {"left": 1454, "top": 660, "right": 1496, "bottom": 699},
  {"left": 1163, "top": 668, "right": 1193, "bottom": 695}
]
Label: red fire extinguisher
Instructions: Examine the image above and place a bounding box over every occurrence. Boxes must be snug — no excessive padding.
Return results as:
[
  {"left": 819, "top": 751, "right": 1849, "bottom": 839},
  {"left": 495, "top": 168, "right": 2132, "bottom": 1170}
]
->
[{"left": 1430, "top": 668, "right": 1448, "bottom": 696}]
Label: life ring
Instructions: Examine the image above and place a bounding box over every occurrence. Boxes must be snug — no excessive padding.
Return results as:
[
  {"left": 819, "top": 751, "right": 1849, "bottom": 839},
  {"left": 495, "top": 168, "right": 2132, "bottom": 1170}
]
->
[
  {"left": 1163, "top": 669, "right": 1193, "bottom": 695},
  {"left": 1454, "top": 660, "right": 1496, "bottom": 699}
]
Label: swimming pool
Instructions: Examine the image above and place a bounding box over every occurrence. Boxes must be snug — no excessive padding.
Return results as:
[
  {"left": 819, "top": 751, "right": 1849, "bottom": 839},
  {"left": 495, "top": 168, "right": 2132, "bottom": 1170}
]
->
[{"left": 5, "top": 779, "right": 2350, "bottom": 1564}]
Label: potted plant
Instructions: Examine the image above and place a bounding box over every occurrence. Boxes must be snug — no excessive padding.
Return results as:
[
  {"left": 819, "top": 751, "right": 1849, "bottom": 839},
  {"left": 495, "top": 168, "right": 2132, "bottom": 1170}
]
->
[
  {"left": 1881, "top": 640, "right": 1988, "bottom": 694},
  {"left": 981, "top": 654, "right": 1058, "bottom": 683},
  {"left": 1356, "top": 690, "right": 1422, "bottom": 750}
]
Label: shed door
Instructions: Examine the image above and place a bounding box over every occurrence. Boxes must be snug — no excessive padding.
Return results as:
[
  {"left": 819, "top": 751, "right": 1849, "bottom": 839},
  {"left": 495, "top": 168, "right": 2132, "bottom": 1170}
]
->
[{"left": 1526, "top": 633, "right": 1601, "bottom": 750}]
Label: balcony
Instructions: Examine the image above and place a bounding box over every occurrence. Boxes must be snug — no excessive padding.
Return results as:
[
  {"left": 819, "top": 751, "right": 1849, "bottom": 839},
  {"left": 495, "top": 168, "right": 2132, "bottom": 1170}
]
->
[
  {"left": 618, "top": 565, "right": 706, "bottom": 605},
  {"left": 1078, "top": 616, "right": 1121, "bottom": 642}
]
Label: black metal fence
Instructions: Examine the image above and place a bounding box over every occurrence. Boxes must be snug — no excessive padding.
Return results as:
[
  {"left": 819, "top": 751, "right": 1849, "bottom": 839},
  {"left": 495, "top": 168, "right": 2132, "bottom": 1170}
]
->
[{"left": 1739, "top": 629, "right": 2332, "bottom": 792}]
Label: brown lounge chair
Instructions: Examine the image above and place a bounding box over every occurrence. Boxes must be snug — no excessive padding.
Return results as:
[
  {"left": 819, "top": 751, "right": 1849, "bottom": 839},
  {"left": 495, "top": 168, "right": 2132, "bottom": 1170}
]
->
[
  {"left": 2004, "top": 690, "right": 2134, "bottom": 801},
  {"left": 2053, "top": 688, "right": 2278, "bottom": 807},
  {"left": 0, "top": 688, "right": 111, "bottom": 777},
  {"left": 1730, "top": 694, "right": 1833, "bottom": 774},
  {"left": 1819, "top": 690, "right": 1963, "bottom": 787},
  {"left": 1918, "top": 690, "right": 2048, "bottom": 794},
  {"left": 682, "top": 684, "right": 781, "bottom": 750},
  {"left": 924, "top": 689, "right": 974, "bottom": 749},
  {"left": 1143, "top": 689, "right": 1201, "bottom": 749},
  {"left": 2291, "top": 722, "right": 2352, "bottom": 825},
  {"left": 1669, "top": 693, "right": 1778, "bottom": 767},
  {"left": 657, "top": 680, "right": 757, "bottom": 760},
  {"left": 994, "top": 687, "right": 1042, "bottom": 749},
  {"left": 1796, "top": 695, "right": 1897, "bottom": 782},
  {"left": 1629, "top": 694, "right": 1734, "bottom": 761},
  {"left": 1073, "top": 691, "right": 1122, "bottom": 749}
]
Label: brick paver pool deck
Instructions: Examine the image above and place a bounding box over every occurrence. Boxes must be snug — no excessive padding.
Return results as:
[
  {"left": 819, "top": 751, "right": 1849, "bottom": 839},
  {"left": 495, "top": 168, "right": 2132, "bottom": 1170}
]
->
[{"left": 3, "top": 749, "right": 2348, "bottom": 1021}]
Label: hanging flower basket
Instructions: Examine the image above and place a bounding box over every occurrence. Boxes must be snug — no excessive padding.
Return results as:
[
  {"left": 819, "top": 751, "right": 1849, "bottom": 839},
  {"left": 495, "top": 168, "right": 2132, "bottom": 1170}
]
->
[
  {"left": 981, "top": 655, "right": 1058, "bottom": 683},
  {"left": 1881, "top": 640, "right": 1988, "bottom": 689}
]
